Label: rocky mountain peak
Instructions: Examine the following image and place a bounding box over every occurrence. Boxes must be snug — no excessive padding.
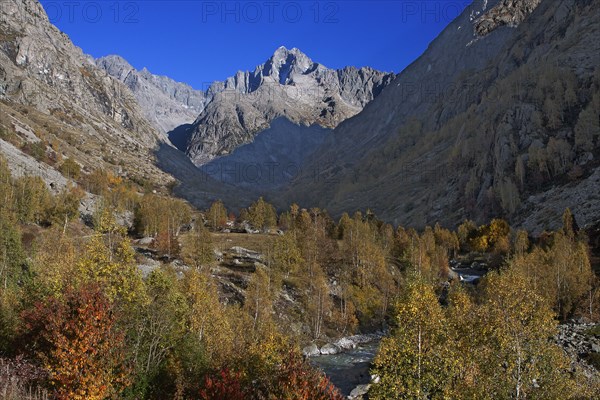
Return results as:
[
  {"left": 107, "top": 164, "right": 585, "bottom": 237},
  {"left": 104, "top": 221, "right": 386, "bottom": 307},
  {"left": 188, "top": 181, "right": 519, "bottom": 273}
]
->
[
  {"left": 265, "top": 46, "right": 316, "bottom": 84},
  {"left": 271, "top": 46, "right": 309, "bottom": 63},
  {"left": 186, "top": 47, "right": 395, "bottom": 165},
  {"left": 96, "top": 55, "right": 135, "bottom": 81}
]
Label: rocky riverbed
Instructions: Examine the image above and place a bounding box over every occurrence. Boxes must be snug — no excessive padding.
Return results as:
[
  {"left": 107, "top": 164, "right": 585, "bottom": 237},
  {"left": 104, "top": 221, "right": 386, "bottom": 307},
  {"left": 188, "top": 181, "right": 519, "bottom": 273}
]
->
[
  {"left": 303, "top": 333, "right": 384, "bottom": 398},
  {"left": 309, "top": 340, "right": 379, "bottom": 399}
]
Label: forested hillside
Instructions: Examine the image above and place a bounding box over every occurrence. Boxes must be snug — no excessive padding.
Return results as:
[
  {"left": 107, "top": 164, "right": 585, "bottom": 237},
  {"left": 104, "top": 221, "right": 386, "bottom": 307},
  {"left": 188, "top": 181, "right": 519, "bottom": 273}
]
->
[
  {"left": 287, "top": 0, "right": 600, "bottom": 233},
  {"left": 1, "top": 152, "right": 599, "bottom": 398}
]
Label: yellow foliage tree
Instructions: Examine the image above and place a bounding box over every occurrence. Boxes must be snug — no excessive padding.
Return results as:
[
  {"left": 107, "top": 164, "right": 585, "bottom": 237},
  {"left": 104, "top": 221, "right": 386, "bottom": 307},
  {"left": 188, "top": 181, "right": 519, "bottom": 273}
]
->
[
  {"left": 183, "top": 270, "right": 235, "bottom": 367},
  {"left": 371, "top": 276, "right": 451, "bottom": 399}
]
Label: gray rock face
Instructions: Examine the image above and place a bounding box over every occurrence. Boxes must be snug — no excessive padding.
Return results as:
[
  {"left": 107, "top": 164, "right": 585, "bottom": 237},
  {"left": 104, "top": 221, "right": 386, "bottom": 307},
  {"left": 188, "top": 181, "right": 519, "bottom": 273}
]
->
[
  {"left": 518, "top": 167, "right": 600, "bottom": 235},
  {"left": 96, "top": 55, "right": 210, "bottom": 133},
  {"left": 97, "top": 46, "right": 393, "bottom": 166},
  {"left": 556, "top": 322, "right": 600, "bottom": 380},
  {"left": 186, "top": 46, "right": 395, "bottom": 165},
  {"left": 474, "top": 0, "right": 543, "bottom": 36},
  {"left": 0, "top": 138, "right": 67, "bottom": 191},
  {"left": 0, "top": 0, "right": 161, "bottom": 147},
  {"left": 0, "top": 0, "right": 169, "bottom": 188}
]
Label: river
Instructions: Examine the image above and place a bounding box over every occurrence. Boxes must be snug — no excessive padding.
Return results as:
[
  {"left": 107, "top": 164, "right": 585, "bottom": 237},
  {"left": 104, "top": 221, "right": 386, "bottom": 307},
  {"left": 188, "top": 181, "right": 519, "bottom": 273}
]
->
[{"left": 310, "top": 341, "right": 380, "bottom": 396}]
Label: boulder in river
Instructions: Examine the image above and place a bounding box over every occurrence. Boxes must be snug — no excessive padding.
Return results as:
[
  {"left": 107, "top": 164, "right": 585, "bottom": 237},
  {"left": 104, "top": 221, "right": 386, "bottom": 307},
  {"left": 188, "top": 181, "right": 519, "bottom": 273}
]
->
[
  {"left": 348, "top": 384, "right": 370, "bottom": 399},
  {"left": 302, "top": 343, "right": 320, "bottom": 357},
  {"left": 335, "top": 337, "right": 357, "bottom": 350},
  {"left": 320, "top": 343, "right": 340, "bottom": 355}
]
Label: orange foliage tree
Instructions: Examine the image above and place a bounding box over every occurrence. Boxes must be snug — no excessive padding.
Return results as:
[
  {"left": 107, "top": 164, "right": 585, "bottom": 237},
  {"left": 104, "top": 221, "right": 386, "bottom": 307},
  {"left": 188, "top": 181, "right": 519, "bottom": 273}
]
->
[{"left": 21, "top": 284, "right": 129, "bottom": 400}]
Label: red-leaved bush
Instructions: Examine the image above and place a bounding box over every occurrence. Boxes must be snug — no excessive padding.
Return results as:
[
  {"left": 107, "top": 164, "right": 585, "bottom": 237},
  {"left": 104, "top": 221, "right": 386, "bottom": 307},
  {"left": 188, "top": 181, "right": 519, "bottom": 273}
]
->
[
  {"left": 199, "top": 351, "right": 343, "bottom": 400},
  {"left": 199, "top": 368, "right": 247, "bottom": 400}
]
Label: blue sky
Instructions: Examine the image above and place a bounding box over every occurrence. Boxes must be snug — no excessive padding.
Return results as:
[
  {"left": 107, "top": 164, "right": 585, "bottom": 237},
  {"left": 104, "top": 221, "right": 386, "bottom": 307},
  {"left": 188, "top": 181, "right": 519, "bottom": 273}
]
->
[{"left": 40, "top": 1, "right": 469, "bottom": 90}]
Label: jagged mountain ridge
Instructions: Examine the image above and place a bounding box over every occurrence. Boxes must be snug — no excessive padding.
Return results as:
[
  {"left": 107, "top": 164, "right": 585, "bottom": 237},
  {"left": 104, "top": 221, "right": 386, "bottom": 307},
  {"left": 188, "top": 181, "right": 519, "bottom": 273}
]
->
[
  {"left": 284, "top": 0, "right": 600, "bottom": 233},
  {"left": 186, "top": 46, "right": 395, "bottom": 165},
  {"left": 96, "top": 55, "right": 211, "bottom": 134}
]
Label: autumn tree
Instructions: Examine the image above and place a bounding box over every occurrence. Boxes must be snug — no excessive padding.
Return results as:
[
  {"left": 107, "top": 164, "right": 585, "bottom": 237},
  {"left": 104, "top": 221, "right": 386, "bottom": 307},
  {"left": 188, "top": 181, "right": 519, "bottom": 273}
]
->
[
  {"left": 470, "top": 218, "right": 510, "bottom": 254},
  {"left": 247, "top": 197, "right": 277, "bottom": 231},
  {"left": 136, "top": 194, "right": 192, "bottom": 255},
  {"left": 45, "top": 184, "right": 84, "bottom": 228},
  {"left": 544, "top": 232, "right": 592, "bottom": 319},
  {"left": 342, "top": 213, "right": 386, "bottom": 289},
  {"left": 82, "top": 169, "right": 138, "bottom": 212},
  {"left": 476, "top": 267, "right": 579, "bottom": 399},
  {"left": 0, "top": 212, "right": 26, "bottom": 290},
  {"left": 336, "top": 212, "right": 403, "bottom": 329},
  {"left": 182, "top": 270, "right": 236, "bottom": 367},
  {"left": 510, "top": 216, "right": 593, "bottom": 320},
  {"left": 126, "top": 268, "right": 187, "bottom": 398},
  {"left": 201, "top": 346, "right": 343, "bottom": 399},
  {"left": 370, "top": 276, "right": 451, "bottom": 399},
  {"left": 181, "top": 225, "right": 214, "bottom": 272},
  {"left": 304, "top": 265, "right": 332, "bottom": 339},
  {"left": 77, "top": 207, "right": 144, "bottom": 303},
  {"left": 267, "top": 350, "right": 343, "bottom": 400},
  {"left": 0, "top": 209, "right": 27, "bottom": 352},
  {"left": 371, "top": 267, "right": 590, "bottom": 399},
  {"left": 12, "top": 176, "right": 51, "bottom": 224},
  {"left": 199, "top": 368, "right": 247, "bottom": 400},
  {"left": 58, "top": 158, "right": 81, "bottom": 180},
  {"left": 244, "top": 266, "right": 275, "bottom": 332},
  {"left": 496, "top": 177, "right": 521, "bottom": 214},
  {"left": 444, "top": 285, "right": 484, "bottom": 399},
  {"left": 272, "top": 232, "right": 303, "bottom": 278},
  {"left": 294, "top": 208, "right": 336, "bottom": 274},
  {"left": 399, "top": 226, "right": 449, "bottom": 283},
  {"left": 513, "top": 229, "right": 529, "bottom": 256},
  {"left": 433, "top": 223, "right": 459, "bottom": 259},
  {"left": 336, "top": 212, "right": 352, "bottom": 239},
  {"left": 561, "top": 207, "right": 578, "bottom": 238},
  {"left": 21, "top": 284, "right": 129, "bottom": 400},
  {"left": 277, "top": 203, "right": 300, "bottom": 231},
  {"left": 456, "top": 219, "right": 477, "bottom": 251},
  {"left": 206, "top": 200, "right": 228, "bottom": 230},
  {"left": 28, "top": 226, "right": 82, "bottom": 299},
  {"left": 329, "top": 285, "right": 358, "bottom": 336},
  {"left": 574, "top": 92, "right": 600, "bottom": 151}
]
